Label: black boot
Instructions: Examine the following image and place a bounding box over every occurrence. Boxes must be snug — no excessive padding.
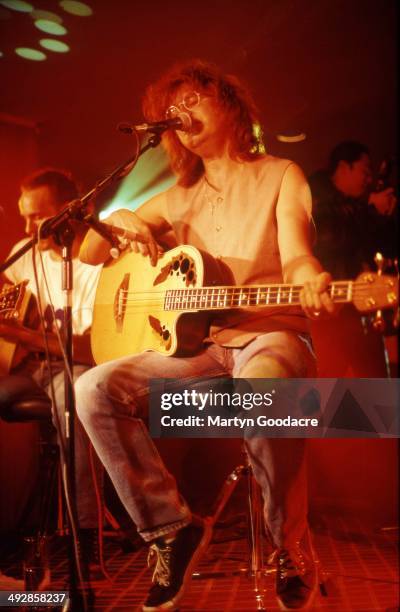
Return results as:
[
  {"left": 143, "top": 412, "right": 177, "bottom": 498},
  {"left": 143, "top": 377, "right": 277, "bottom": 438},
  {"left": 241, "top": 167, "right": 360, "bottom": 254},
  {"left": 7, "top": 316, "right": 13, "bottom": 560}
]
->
[
  {"left": 275, "top": 543, "right": 318, "bottom": 610},
  {"left": 143, "top": 520, "right": 212, "bottom": 611}
]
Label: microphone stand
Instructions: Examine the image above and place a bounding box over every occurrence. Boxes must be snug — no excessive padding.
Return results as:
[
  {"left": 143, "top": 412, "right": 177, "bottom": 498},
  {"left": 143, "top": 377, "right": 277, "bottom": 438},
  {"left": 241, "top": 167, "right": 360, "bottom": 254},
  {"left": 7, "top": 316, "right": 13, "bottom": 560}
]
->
[{"left": 0, "top": 131, "right": 162, "bottom": 610}]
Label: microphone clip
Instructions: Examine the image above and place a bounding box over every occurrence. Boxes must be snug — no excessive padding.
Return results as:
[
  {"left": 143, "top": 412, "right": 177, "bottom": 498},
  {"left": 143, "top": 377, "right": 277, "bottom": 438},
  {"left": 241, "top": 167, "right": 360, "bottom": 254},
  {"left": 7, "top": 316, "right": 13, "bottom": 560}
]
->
[{"left": 118, "top": 111, "right": 192, "bottom": 135}]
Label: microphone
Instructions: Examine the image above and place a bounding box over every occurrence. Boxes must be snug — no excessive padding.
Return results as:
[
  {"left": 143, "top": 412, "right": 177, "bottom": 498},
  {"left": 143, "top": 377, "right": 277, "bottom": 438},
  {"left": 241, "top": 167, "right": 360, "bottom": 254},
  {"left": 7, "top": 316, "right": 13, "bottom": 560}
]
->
[{"left": 118, "top": 111, "right": 192, "bottom": 134}]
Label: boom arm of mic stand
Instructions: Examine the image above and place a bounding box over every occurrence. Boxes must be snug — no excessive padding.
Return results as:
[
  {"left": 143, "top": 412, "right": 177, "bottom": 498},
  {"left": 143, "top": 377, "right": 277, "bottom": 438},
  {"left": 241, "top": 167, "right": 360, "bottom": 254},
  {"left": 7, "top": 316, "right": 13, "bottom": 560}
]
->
[
  {"left": 0, "top": 236, "right": 38, "bottom": 274},
  {"left": 82, "top": 214, "right": 120, "bottom": 249}
]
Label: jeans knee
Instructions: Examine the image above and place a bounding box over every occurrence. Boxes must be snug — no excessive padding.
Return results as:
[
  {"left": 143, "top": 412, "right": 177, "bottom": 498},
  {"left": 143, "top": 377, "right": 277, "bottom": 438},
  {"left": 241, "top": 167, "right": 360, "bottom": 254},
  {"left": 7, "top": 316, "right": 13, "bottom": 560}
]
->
[
  {"left": 75, "top": 363, "right": 139, "bottom": 423},
  {"left": 75, "top": 368, "right": 102, "bottom": 424},
  {"left": 239, "top": 354, "right": 292, "bottom": 378}
]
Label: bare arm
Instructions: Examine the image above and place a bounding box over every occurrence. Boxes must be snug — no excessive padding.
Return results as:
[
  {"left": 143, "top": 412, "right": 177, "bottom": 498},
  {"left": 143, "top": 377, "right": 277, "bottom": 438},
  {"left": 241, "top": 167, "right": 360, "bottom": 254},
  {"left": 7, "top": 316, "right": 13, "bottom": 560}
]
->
[
  {"left": 276, "top": 163, "right": 334, "bottom": 317},
  {"left": 79, "top": 191, "right": 171, "bottom": 266}
]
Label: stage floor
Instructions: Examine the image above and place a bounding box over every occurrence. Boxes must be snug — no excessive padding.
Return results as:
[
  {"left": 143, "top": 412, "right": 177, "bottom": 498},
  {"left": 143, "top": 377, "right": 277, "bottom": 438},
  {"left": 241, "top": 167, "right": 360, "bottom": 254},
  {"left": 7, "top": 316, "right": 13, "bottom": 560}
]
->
[{"left": 1, "top": 515, "right": 398, "bottom": 611}]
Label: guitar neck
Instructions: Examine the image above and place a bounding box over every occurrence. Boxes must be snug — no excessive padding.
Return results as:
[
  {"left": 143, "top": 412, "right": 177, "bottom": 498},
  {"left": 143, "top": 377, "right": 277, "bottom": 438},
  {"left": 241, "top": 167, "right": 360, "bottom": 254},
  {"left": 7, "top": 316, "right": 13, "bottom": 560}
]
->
[{"left": 164, "top": 281, "right": 353, "bottom": 311}]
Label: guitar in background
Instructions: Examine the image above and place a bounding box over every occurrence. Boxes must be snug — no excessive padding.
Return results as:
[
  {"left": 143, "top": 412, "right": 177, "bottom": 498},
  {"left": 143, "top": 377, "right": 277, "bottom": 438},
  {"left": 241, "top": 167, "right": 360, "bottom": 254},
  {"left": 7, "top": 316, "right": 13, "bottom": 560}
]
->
[{"left": 0, "top": 282, "right": 39, "bottom": 375}]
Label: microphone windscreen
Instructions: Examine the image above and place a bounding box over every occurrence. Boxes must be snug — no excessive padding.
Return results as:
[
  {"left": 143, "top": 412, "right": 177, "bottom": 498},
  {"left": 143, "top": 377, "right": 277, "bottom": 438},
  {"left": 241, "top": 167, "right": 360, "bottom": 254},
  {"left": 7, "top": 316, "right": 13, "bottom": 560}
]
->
[{"left": 178, "top": 112, "right": 192, "bottom": 132}]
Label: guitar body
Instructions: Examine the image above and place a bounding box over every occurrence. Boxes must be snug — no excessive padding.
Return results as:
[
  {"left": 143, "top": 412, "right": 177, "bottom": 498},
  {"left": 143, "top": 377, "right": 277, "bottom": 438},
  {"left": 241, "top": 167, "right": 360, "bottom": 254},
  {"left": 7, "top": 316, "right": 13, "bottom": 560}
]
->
[
  {"left": 91, "top": 245, "right": 223, "bottom": 364},
  {"left": 0, "top": 282, "right": 36, "bottom": 375}
]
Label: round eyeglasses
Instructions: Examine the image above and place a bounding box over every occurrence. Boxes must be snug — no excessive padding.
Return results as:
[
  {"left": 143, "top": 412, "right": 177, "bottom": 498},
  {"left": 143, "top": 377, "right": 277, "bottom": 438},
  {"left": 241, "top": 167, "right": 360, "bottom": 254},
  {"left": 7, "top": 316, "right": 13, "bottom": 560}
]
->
[{"left": 165, "top": 91, "right": 201, "bottom": 119}]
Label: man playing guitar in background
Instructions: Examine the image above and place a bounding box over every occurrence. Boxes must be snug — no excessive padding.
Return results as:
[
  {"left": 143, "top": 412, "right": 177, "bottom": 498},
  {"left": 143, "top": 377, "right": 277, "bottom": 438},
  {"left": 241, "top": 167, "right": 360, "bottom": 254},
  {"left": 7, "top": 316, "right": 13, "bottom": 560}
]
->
[{"left": 0, "top": 168, "right": 104, "bottom": 580}]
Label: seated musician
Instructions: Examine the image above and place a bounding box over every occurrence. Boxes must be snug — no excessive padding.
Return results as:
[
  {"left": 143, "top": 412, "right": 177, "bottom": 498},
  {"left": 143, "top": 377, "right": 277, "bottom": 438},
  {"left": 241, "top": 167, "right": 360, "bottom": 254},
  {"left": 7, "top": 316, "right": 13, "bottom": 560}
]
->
[
  {"left": 76, "top": 60, "right": 334, "bottom": 611},
  {"left": 0, "top": 169, "right": 104, "bottom": 579}
]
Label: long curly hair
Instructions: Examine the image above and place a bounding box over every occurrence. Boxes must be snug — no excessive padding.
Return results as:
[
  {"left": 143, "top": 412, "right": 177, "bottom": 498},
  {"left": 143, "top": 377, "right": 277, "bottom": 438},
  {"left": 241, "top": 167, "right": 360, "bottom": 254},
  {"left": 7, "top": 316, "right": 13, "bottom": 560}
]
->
[{"left": 142, "top": 60, "right": 264, "bottom": 187}]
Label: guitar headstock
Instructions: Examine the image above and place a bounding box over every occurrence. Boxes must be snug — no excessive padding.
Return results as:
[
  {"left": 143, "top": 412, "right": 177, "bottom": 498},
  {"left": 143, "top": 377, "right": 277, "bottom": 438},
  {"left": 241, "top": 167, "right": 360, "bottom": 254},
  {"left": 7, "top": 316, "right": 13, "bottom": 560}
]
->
[
  {"left": 352, "top": 271, "right": 398, "bottom": 332},
  {"left": 0, "top": 281, "right": 28, "bottom": 320},
  {"left": 353, "top": 272, "right": 398, "bottom": 313}
]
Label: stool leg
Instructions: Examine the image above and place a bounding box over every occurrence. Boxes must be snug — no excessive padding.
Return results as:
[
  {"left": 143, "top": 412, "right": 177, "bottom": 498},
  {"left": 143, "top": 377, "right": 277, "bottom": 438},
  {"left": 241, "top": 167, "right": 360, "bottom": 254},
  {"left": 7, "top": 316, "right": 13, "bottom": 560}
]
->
[
  {"left": 246, "top": 462, "right": 264, "bottom": 575},
  {"left": 246, "top": 460, "right": 276, "bottom": 610},
  {"left": 305, "top": 526, "right": 329, "bottom": 598},
  {"left": 38, "top": 444, "right": 59, "bottom": 537},
  {"left": 207, "top": 464, "right": 246, "bottom": 527},
  {"left": 194, "top": 460, "right": 272, "bottom": 608}
]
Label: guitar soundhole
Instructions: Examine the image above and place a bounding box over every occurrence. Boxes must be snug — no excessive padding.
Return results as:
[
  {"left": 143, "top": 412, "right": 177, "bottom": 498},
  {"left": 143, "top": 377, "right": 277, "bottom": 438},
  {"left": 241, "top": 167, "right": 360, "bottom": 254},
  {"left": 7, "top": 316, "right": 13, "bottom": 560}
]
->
[
  {"left": 164, "top": 252, "right": 197, "bottom": 286},
  {"left": 180, "top": 258, "right": 190, "bottom": 274}
]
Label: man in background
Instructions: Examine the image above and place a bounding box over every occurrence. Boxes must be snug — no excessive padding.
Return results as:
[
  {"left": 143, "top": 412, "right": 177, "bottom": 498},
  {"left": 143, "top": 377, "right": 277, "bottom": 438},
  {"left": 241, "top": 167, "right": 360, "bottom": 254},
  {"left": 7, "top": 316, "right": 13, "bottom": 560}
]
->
[
  {"left": 0, "top": 168, "right": 104, "bottom": 579},
  {"left": 309, "top": 142, "right": 397, "bottom": 377},
  {"left": 310, "top": 140, "right": 397, "bottom": 279}
]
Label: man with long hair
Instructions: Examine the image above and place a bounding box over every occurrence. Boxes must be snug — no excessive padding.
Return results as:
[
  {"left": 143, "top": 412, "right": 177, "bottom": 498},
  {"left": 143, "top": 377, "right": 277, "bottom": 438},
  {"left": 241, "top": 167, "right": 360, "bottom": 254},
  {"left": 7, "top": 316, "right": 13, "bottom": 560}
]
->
[{"left": 76, "top": 60, "right": 334, "bottom": 610}]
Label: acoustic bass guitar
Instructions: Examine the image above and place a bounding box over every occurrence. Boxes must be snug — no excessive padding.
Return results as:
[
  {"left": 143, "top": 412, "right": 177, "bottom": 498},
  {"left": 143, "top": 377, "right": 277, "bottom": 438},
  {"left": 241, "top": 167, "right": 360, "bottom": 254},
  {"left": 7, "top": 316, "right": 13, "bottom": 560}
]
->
[{"left": 91, "top": 245, "right": 398, "bottom": 364}]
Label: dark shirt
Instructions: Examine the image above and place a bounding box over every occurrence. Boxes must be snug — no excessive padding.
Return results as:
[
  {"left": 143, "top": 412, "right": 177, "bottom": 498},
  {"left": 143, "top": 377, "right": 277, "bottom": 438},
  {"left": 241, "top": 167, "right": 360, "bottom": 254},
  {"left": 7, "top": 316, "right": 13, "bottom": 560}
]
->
[{"left": 309, "top": 170, "right": 397, "bottom": 279}]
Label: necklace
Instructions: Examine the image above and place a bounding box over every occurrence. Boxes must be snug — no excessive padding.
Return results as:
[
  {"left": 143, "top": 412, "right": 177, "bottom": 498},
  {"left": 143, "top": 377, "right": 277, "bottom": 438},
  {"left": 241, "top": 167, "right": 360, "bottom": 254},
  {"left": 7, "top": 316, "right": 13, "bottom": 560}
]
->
[{"left": 203, "top": 176, "right": 224, "bottom": 214}]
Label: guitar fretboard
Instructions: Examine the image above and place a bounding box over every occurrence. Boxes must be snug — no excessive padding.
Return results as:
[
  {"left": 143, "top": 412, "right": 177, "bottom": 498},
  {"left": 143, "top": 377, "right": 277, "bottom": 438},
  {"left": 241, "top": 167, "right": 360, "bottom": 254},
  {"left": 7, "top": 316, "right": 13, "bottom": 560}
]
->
[{"left": 164, "top": 282, "right": 353, "bottom": 311}]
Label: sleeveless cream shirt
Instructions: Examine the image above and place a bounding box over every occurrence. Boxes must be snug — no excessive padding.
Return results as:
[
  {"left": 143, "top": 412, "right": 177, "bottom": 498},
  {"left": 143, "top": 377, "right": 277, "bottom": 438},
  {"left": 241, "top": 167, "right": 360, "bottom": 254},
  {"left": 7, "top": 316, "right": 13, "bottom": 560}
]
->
[{"left": 166, "top": 155, "right": 310, "bottom": 347}]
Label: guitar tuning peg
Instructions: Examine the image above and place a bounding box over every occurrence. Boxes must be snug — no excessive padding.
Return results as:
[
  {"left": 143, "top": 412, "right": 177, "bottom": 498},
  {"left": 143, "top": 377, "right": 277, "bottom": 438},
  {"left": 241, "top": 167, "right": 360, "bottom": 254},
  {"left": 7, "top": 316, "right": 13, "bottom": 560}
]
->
[
  {"left": 372, "top": 309, "right": 386, "bottom": 332},
  {"left": 374, "top": 252, "right": 386, "bottom": 275}
]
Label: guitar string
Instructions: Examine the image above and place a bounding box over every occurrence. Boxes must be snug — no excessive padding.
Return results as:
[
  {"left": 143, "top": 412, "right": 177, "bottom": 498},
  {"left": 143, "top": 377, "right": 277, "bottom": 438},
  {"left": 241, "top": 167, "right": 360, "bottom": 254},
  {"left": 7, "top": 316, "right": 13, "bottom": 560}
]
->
[
  {"left": 119, "top": 295, "right": 383, "bottom": 310},
  {"left": 118, "top": 281, "right": 388, "bottom": 297},
  {"left": 118, "top": 294, "right": 377, "bottom": 304},
  {"left": 95, "top": 281, "right": 396, "bottom": 311},
  {"left": 120, "top": 300, "right": 365, "bottom": 310},
  {"left": 115, "top": 285, "right": 389, "bottom": 303},
  {"left": 120, "top": 283, "right": 351, "bottom": 294}
]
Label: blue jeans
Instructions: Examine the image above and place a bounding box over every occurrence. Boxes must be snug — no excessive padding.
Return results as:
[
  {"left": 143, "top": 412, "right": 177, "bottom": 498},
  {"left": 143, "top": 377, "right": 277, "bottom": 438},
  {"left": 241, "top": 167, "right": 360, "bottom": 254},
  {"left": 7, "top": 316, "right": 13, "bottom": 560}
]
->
[
  {"left": 75, "top": 331, "right": 316, "bottom": 546},
  {"left": 10, "top": 359, "right": 104, "bottom": 529},
  {"left": 39, "top": 363, "right": 104, "bottom": 529}
]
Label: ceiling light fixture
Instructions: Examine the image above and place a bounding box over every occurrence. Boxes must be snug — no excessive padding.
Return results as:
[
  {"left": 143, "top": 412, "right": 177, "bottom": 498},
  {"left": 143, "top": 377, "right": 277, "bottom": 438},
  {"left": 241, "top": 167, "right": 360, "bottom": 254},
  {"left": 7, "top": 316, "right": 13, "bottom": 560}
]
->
[
  {"left": 15, "top": 47, "right": 46, "bottom": 61},
  {"left": 0, "top": 0, "right": 33, "bottom": 13},
  {"left": 30, "top": 10, "right": 63, "bottom": 24},
  {"left": 59, "top": 1, "right": 92, "bottom": 16},
  {"left": 39, "top": 39, "right": 70, "bottom": 53},
  {"left": 276, "top": 132, "right": 307, "bottom": 143},
  {"left": 34, "top": 19, "right": 67, "bottom": 35}
]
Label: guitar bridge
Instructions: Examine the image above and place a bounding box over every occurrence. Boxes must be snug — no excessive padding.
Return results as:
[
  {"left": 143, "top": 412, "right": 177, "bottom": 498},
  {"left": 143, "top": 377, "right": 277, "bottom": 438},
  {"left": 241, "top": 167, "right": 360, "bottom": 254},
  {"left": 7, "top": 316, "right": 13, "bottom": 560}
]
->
[{"left": 114, "top": 273, "right": 130, "bottom": 332}]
